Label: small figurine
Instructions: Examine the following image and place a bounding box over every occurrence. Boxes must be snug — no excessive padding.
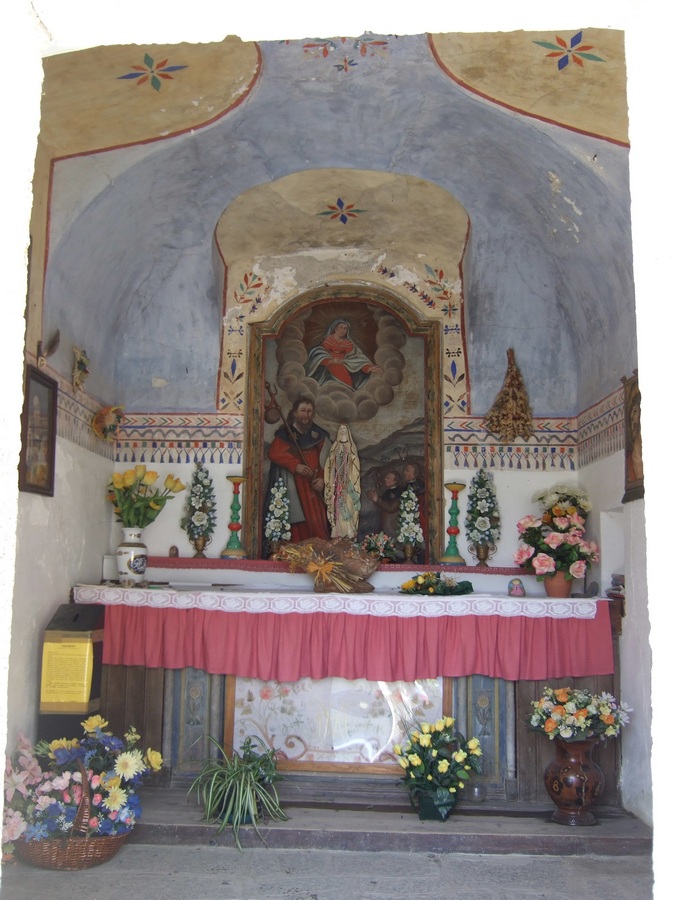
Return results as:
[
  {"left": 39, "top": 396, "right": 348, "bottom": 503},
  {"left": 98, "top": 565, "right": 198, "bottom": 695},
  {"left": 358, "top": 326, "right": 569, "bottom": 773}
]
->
[
  {"left": 169, "top": 545, "right": 179, "bottom": 558},
  {"left": 508, "top": 577, "right": 526, "bottom": 597}
]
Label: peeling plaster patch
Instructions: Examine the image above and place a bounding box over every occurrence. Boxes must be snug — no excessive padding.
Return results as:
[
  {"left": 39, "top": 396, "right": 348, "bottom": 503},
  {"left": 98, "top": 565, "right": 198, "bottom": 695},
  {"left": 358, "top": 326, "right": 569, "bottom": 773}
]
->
[
  {"left": 548, "top": 171, "right": 562, "bottom": 193},
  {"left": 278, "top": 248, "right": 374, "bottom": 263},
  {"left": 559, "top": 215, "right": 579, "bottom": 232},
  {"left": 152, "top": 377, "right": 169, "bottom": 388},
  {"left": 370, "top": 261, "right": 418, "bottom": 285},
  {"left": 563, "top": 196, "right": 583, "bottom": 216},
  {"left": 265, "top": 266, "right": 298, "bottom": 299}
]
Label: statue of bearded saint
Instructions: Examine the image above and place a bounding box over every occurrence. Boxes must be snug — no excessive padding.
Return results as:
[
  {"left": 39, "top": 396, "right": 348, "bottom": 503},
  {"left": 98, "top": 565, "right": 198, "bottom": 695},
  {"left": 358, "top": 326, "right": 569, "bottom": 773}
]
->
[{"left": 324, "top": 424, "right": 361, "bottom": 540}]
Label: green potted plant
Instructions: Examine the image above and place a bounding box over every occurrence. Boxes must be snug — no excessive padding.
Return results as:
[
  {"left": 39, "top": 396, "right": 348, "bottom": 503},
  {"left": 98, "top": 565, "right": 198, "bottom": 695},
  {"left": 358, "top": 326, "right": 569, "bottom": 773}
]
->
[{"left": 188, "top": 735, "right": 287, "bottom": 850}]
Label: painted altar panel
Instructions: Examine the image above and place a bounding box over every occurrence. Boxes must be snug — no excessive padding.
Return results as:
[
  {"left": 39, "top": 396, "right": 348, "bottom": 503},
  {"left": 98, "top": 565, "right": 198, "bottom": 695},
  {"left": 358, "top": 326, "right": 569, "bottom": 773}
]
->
[
  {"left": 247, "top": 287, "right": 444, "bottom": 561},
  {"left": 230, "top": 676, "right": 443, "bottom": 770}
]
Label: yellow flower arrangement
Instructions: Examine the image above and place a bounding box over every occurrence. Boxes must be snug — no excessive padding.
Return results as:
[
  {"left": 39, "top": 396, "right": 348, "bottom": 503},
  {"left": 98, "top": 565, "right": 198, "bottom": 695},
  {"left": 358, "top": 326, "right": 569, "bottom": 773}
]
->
[
  {"left": 400, "top": 572, "right": 473, "bottom": 595},
  {"left": 107, "top": 465, "right": 185, "bottom": 529},
  {"left": 394, "top": 717, "right": 482, "bottom": 817}
]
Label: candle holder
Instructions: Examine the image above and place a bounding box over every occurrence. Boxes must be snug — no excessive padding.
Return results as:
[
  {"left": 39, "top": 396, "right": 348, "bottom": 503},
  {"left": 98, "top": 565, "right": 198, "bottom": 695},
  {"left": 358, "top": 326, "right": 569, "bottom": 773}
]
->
[
  {"left": 221, "top": 475, "right": 247, "bottom": 558},
  {"left": 439, "top": 481, "right": 466, "bottom": 564}
]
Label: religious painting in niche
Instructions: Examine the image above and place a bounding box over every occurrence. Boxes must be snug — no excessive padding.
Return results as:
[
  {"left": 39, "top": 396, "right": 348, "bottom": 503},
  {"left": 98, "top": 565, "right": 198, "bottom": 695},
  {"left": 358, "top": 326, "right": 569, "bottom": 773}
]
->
[
  {"left": 621, "top": 370, "right": 644, "bottom": 503},
  {"left": 250, "top": 295, "right": 438, "bottom": 561},
  {"left": 18, "top": 364, "right": 58, "bottom": 497}
]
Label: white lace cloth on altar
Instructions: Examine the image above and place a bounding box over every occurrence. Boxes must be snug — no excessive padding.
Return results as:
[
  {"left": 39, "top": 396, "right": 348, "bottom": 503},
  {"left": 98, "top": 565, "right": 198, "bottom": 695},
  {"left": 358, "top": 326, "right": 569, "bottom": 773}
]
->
[{"left": 72, "top": 584, "right": 599, "bottom": 619}]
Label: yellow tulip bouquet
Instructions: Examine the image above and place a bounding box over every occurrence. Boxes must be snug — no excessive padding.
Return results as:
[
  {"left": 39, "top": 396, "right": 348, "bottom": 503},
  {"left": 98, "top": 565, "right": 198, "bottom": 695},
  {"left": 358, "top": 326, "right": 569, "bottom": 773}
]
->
[
  {"left": 107, "top": 466, "right": 185, "bottom": 529},
  {"left": 394, "top": 717, "right": 483, "bottom": 818}
]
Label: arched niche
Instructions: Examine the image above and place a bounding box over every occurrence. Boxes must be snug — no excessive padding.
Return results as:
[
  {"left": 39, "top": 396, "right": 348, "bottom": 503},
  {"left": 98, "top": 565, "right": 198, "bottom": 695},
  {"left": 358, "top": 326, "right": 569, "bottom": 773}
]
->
[
  {"left": 245, "top": 283, "right": 443, "bottom": 562},
  {"left": 215, "top": 169, "right": 470, "bottom": 420}
]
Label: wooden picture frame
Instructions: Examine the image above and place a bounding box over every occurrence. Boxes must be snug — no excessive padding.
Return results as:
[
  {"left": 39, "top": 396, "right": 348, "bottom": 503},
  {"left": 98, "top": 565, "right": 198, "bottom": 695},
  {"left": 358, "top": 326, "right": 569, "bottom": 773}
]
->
[
  {"left": 621, "top": 370, "right": 644, "bottom": 503},
  {"left": 19, "top": 364, "right": 58, "bottom": 496}
]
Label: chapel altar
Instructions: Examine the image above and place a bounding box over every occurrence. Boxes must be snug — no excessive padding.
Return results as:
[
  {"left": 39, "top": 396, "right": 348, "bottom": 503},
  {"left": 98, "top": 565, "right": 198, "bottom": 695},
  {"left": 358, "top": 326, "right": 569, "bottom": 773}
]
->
[{"left": 74, "top": 558, "right": 622, "bottom": 807}]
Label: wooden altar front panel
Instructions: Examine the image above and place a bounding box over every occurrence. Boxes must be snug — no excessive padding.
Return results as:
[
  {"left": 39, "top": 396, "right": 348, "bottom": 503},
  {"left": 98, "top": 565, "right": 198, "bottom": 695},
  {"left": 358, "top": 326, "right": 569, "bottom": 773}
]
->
[
  {"left": 92, "top": 588, "right": 621, "bottom": 803},
  {"left": 101, "top": 664, "right": 165, "bottom": 760}
]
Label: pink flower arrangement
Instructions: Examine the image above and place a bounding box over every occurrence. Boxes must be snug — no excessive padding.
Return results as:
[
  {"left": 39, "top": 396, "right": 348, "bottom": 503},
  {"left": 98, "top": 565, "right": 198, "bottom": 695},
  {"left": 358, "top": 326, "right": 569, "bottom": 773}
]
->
[{"left": 514, "top": 485, "right": 599, "bottom": 583}]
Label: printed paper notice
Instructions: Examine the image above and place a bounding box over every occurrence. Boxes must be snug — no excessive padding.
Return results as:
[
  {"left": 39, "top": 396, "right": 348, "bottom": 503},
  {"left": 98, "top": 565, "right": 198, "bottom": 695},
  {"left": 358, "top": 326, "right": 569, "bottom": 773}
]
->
[{"left": 40, "top": 641, "right": 93, "bottom": 707}]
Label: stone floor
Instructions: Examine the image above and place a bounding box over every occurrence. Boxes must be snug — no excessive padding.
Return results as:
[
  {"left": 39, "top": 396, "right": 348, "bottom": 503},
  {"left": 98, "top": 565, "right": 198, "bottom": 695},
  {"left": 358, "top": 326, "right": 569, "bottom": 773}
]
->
[{"left": 1, "top": 788, "right": 655, "bottom": 899}]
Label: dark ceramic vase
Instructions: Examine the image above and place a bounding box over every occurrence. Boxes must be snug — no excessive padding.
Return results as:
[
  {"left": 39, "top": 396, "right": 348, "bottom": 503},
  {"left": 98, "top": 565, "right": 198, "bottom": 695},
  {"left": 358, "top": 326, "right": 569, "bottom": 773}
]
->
[{"left": 543, "top": 737, "right": 605, "bottom": 825}]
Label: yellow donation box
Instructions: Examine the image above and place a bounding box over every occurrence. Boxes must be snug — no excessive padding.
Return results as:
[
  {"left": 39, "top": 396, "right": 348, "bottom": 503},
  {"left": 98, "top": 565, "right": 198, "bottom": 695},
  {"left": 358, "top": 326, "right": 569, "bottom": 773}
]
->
[{"left": 39, "top": 603, "right": 104, "bottom": 717}]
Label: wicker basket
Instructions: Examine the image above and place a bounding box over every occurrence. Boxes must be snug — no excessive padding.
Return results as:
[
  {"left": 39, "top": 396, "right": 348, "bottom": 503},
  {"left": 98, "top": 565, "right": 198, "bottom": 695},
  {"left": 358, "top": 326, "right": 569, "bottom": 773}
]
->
[
  {"left": 13, "top": 758, "right": 130, "bottom": 870},
  {"left": 14, "top": 831, "right": 128, "bottom": 870}
]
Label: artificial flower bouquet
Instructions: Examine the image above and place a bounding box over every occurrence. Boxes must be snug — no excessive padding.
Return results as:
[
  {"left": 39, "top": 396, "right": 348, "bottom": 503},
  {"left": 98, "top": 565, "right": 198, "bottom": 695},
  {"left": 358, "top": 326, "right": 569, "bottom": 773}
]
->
[
  {"left": 529, "top": 686, "right": 631, "bottom": 741},
  {"left": 396, "top": 486, "right": 424, "bottom": 547},
  {"left": 464, "top": 467, "right": 501, "bottom": 547},
  {"left": 3, "top": 716, "right": 162, "bottom": 861},
  {"left": 400, "top": 572, "right": 473, "bottom": 596},
  {"left": 394, "top": 717, "right": 482, "bottom": 816},
  {"left": 513, "top": 484, "right": 599, "bottom": 582},
  {"left": 181, "top": 461, "right": 217, "bottom": 542},
  {"left": 361, "top": 531, "right": 398, "bottom": 562},
  {"left": 264, "top": 478, "right": 292, "bottom": 544},
  {"left": 107, "top": 465, "right": 185, "bottom": 529}
]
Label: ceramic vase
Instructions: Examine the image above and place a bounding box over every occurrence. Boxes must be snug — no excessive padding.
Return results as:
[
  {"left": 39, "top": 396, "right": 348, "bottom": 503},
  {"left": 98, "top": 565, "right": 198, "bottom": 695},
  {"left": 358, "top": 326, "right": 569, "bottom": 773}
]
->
[
  {"left": 116, "top": 528, "right": 147, "bottom": 587},
  {"left": 544, "top": 570, "right": 573, "bottom": 598},
  {"left": 543, "top": 736, "right": 605, "bottom": 825}
]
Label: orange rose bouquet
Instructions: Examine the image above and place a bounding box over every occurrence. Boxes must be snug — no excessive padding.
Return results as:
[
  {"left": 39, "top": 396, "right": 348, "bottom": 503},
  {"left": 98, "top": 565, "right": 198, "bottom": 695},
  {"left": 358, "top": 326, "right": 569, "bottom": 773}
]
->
[{"left": 529, "top": 686, "right": 631, "bottom": 741}]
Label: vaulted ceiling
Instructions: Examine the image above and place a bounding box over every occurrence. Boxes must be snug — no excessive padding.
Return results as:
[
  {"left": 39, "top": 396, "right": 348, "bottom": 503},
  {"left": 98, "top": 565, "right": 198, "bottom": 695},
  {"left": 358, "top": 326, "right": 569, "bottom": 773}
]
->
[{"left": 31, "top": 29, "right": 635, "bottom": 415}]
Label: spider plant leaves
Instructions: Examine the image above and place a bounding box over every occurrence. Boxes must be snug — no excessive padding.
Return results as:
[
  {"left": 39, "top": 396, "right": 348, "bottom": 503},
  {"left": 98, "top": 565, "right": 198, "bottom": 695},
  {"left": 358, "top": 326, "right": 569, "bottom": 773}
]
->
[{"left": 188, "top": 734, "right": 288, "bottom": 850}]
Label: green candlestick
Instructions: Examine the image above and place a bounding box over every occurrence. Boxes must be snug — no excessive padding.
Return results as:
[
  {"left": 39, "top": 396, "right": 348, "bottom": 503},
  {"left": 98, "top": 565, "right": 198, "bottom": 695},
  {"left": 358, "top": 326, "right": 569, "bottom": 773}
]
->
[
  {"left": 440, "top": 481, "right": 466, "bottom": 564},
  {"left": 221, "top": 475, "right": 247, "bottom": 558}
]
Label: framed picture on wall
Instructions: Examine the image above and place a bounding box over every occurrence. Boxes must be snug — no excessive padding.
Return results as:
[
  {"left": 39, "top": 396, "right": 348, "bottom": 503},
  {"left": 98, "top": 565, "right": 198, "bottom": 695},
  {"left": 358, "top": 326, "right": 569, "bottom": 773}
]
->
[
  {"left": 621, "top": 369, "right": 644, "bottom": 503},
  {"left": 18, "top": 364, "right": 58, "bottom": 496}
]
